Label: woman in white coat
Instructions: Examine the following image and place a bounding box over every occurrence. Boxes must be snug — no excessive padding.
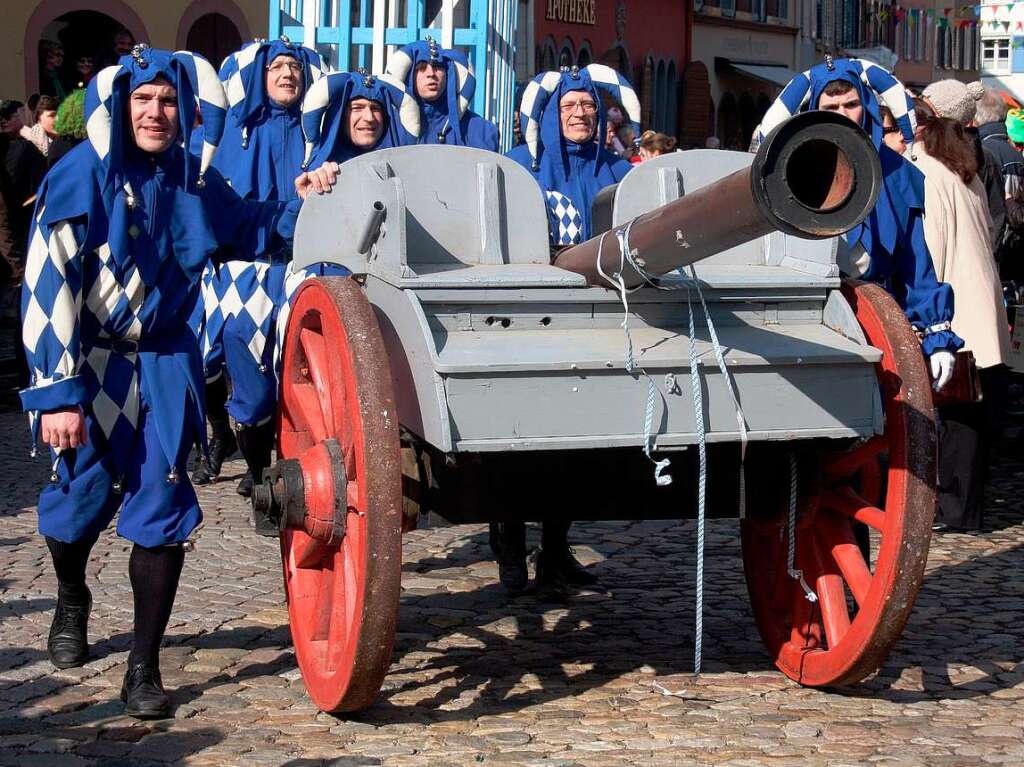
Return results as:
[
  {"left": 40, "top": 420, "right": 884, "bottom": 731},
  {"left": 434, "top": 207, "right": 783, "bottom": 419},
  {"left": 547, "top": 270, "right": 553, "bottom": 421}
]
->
[{"left": 911, "top": 97, "right": 1011, "bottom": 531}]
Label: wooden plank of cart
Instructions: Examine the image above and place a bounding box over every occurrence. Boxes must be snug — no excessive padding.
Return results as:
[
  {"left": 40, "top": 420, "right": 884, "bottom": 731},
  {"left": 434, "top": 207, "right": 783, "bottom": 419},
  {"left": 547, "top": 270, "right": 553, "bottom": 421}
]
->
[{"left": 252, "top": 112, "right": 937, "bottom": 712}]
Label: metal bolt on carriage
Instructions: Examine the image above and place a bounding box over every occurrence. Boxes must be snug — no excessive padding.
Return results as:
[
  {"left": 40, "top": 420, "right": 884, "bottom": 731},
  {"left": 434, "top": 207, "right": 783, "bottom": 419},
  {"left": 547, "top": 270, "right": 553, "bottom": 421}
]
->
[{"left": 252, "top": 112, "right": 938, "bottom": 713}]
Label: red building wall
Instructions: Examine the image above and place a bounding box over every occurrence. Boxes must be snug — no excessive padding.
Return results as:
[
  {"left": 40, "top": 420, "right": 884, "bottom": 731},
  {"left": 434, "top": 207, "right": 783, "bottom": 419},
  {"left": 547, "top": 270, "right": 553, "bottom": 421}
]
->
[{"left": 532, "top": 0, "right": 691, "bottom": 137}]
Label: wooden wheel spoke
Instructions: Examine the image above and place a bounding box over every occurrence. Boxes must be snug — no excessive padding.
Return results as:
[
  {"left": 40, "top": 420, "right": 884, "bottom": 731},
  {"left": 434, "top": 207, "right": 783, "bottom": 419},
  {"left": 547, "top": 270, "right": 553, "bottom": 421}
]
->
[
  {"left": 824, "top": 436, "right": 887, "bottom": 480},
  {"left": 816, "top": 573, "right": 851, "bottom": 648},
  {"left": 816, "top": 513, "right": 873, "bottom": 607},
  {"left": 284, "top": 382, "right": 330, "bottom": 444},
  {"left": 292, "top": 532, "right": 329, "bottom": 570},
  {"left": 822, "top": 486, "right": 886, "bottom": 532},
  {"left": 311, "top": 561, "right": 335, "bottom": 643},
  {"left": 300, "top": 328, "right": 340, "bottom": 432}
]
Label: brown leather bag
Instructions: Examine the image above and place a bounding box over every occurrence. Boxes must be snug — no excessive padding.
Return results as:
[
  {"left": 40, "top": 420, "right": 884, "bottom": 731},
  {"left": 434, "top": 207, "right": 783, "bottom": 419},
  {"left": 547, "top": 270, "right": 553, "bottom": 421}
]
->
[{"left": 932, "top": 349, "right": 983, "bottom": 407}]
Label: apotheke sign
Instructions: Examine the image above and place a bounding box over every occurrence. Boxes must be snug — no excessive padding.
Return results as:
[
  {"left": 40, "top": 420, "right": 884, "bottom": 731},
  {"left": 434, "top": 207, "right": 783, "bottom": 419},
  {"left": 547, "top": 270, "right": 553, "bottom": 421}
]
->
[{"left": 546, "top": 0, "right": 596, "bottom": 25}]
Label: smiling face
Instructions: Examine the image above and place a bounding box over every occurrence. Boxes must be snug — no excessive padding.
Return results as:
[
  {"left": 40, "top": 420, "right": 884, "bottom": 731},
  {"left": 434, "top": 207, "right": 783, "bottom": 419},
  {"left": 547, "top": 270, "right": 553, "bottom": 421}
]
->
[
  {"left": 344, "top": 98, "right": 385, "bottom": 148},
  {"left": 265, "top": 55, "right": 304, "bottom": 107},
  {"left": 414, "top": 61, "right": 447, "bottom": 103},
  {"left": 559, "top": 90, "right": 598, "bottom": 144},
  {"left": 129, "top": 78, "right": 179, "bottom": 154}
]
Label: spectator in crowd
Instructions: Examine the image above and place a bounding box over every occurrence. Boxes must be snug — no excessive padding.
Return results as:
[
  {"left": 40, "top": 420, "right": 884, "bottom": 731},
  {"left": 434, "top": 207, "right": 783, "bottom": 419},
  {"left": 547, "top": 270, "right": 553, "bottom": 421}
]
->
[
  {"left": 20, "top": 95, "right": 59, "bottom": 158},
  {"left": 39, "top": 41, "right": 68, "bottom": 102},
  {"left": 0, "top": 99, "right": 46, "bottom": 261},
  {"left": 923, "top": 80, "right": 1007, "bottom": 258},
  {"left": 911, "top": 97, "right": 1011, "bottom": 531},
  {"left": 604, "top": 104, "right": 628, "bottom": 156},
  {"left": 47, "top": 88, "right": 86, "bottom": 168},
  {"left": 704, "top": 136, "right": 721, "bottom": 149},
  {"left": 103, "top": 28, "right": 136, "bottom": 68},
  {"left": 879, "top": 106, "right": 907, "bottom": 155},
  {"left": 975, "top": 91, "right": 1024, "bottom": 282},
  {"left": 637, "top": 130, "right": 677, "bottom": 160},
  {"left": 72, "top": 54, "right": 96, "bottom": 89}
]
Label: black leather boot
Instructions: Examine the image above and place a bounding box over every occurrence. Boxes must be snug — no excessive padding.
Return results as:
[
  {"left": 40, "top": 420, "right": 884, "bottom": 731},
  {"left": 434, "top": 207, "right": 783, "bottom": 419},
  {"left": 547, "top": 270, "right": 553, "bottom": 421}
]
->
[
  {"left": 120, "top": 662, "right": 170, "bottom": 719},
  {"left": 193, "top": 376, "right": 236, "bottom": 485},
  {"left": 488, "top": 522, "right": 528, "bottom": 595},
  {"left": 536, "top": 521, "right": 597, "bottom": 590},
  {"left": 48, "top": 585, "right": 91, "bottom": 668},
  {"left": 235, "top": 421, "right": 274, "bottom": 498},
  {"left": 191, "top": 427, "right": 238, "bottom": 485}
]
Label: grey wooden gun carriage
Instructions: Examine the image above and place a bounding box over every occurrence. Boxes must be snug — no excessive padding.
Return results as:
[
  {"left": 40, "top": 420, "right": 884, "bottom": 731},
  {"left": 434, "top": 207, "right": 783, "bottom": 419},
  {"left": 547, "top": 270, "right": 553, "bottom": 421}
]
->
[{"left": 254, "top": 113, "right": 937, "bottom": 712}]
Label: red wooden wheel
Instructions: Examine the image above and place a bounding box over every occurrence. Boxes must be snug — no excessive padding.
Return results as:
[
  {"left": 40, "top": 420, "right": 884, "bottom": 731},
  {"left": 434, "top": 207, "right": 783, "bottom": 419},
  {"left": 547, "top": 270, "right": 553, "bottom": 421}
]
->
[
  {"left": 277, "top": 276, "right": 402, "bottom": 712},
  {"left": 741, "top": 279, "right": 936, "bottom": 686}
]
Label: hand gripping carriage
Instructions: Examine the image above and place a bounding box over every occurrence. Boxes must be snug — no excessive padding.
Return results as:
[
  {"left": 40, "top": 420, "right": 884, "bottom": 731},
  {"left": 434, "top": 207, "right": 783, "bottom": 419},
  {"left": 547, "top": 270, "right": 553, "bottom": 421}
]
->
[{"left": 253, "top": 112, "right": 937, "bottom": 712}]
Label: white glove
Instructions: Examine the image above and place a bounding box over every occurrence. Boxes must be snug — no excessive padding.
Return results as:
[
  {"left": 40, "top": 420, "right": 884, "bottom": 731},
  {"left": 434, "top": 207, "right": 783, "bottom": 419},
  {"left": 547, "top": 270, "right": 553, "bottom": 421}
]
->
[{"left": 929, "top": 350, "right": 956, "bottom": 392}]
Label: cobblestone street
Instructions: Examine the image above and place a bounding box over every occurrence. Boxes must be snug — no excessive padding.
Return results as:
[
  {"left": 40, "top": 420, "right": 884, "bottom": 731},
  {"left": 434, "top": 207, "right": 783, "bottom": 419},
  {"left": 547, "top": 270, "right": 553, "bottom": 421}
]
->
[{"left": 1, "top": 410, "right": 1023, "bottom": 767}]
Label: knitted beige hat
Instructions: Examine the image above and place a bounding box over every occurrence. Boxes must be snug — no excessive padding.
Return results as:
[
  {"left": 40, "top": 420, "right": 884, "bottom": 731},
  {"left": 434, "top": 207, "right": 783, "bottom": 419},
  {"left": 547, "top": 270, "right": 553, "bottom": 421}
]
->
[{"left": 922, "top": 79, "right": 985, "bottom": 125}]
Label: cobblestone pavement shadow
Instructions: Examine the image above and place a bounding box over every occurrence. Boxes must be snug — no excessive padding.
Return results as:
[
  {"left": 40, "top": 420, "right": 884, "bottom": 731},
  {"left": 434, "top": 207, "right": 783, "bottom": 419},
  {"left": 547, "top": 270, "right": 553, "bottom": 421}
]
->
[{"left": 1, "top": 407, "right": 1022, "bottom": 766}]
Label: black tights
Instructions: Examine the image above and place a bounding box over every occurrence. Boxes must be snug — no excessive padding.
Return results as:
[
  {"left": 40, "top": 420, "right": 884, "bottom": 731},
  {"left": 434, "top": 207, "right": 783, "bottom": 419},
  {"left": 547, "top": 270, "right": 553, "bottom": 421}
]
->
[
  {"left": 128, "top": 543, "right": 185, "bottom": 667},
  {"left": 45, "top": 535, "right": 97, "bottom": 602},
  {"left": 205, "top": 374, "right": 231, "bottom": 439},
  {"left": 45, "top": 536, "right": 184, "bottom": 668}
]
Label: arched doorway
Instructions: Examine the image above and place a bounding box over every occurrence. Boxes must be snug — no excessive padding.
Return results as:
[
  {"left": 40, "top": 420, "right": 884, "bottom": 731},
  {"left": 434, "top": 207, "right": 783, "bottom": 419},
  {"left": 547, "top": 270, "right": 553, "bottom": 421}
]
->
[
  {"left": 25, "top": 0, "right": 148, "bottom": 99},
  {"left": 654, "top": 59, "right": 667, "bottom": 133},
  {"left": 536, "top": 36, "right": 557, "bottom": 72},
  {"left": 665, "top": 60, "right": 678, "bottom": 138},
  {"left": 185, "top": 13, "right": 242, "bottom": 68},
  {"left": 558, "top": 38, "right": 575, "bottom": 69},
  {"left": 576, "top": 41, "right": 593, "bottom": 68}
]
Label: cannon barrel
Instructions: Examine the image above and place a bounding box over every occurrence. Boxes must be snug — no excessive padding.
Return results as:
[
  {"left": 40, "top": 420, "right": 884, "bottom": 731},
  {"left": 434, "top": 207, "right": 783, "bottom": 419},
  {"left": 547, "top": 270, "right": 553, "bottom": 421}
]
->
[{"left": 553, "top": 111, "right": 883, "bottom": 288}]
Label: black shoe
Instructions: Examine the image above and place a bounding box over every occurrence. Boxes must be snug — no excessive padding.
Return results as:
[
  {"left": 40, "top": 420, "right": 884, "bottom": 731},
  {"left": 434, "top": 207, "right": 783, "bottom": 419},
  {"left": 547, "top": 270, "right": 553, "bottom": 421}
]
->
[
  {"left": 497, "top": 555, "right": 529, "bottom": 595},
  {"left": 236, "top": 476, "right": 254, "bottom": 497},
  {"left": 489, "top": 522, "right": 528, "bottom": 595},
  {"left": 120, "top": 663, "right": 170, "bottom": 719},
  {"left": 536, "top": 547, "right": 597, "bottom": 588},
  {"left": 192, "top": 431, "right": 238, "bottom": 485},
  {"left": 48, "top": 587, "right": 91, "bottom": 668}
]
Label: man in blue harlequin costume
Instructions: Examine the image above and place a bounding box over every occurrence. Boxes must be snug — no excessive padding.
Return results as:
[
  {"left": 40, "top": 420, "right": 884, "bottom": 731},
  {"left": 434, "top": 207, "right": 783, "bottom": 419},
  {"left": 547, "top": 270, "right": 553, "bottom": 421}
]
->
[
  {"left": 507, "top": 64, "right": 637, "bottom": 250},
  {"left": 385, "top": 37, "right": 499, "bottom": 151},
  {"left": 274, "top": 68, "right": 420, "bottom": 395},
  {"left": 19, "top": 45, "right": 306, "bottom": 718},
  {"left": 191, "top": 37, "right": 339, "bottom": 499},
  {"left": 487, "top": 64, "right": 640, "bottom": 595},
  {"left": 751, "top": 57, "right": 963, "bottom": 390}
]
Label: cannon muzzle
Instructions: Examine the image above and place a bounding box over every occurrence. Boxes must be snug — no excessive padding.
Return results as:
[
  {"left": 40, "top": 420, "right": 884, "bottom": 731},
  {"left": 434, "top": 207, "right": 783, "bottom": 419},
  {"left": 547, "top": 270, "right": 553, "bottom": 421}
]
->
[{"left": 553, "top": 111, "right": 882, "bottom": 288}]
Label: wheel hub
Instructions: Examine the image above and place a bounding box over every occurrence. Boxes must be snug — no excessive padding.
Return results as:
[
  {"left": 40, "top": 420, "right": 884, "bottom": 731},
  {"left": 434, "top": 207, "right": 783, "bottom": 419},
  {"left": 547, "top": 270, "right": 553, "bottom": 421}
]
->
[{"left": 252, "top": 438, "right": 348, "bottom": 544}]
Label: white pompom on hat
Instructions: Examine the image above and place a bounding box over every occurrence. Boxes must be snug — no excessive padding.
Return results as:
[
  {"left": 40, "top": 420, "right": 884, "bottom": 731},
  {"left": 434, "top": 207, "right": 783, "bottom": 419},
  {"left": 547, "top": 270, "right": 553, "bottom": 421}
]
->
[{"left": 922, "top": 79, "right": 985, "bottom": 126}]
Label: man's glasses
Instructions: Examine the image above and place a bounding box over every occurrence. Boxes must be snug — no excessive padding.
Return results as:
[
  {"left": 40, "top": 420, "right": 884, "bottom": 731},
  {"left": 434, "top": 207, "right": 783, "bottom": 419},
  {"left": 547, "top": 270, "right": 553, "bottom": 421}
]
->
[
  {"left": 267, "top": 61, "right": 303, "bottom": 75},
  {"left": 560, "top": 100, "right": 598, "bottom": 115}
]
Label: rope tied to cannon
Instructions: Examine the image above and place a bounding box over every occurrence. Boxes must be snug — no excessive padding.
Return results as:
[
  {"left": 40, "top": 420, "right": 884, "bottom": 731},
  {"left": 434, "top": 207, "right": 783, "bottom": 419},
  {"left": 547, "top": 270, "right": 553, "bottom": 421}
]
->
[
  {"left": 787, "top": 452, "right": 818, "bottom": 603},
  {"left": 594, "top": 221, "right": 751, "bottom": 675}
]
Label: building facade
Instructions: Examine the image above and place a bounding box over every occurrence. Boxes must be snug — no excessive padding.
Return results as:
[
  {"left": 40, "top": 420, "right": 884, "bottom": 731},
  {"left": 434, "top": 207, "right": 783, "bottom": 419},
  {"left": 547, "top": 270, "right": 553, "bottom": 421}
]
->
[
  {"left": 979, "top": 0, "right": 1024, "bottom": 102},
  {"left": 691, "top": 0, "right": 800, "bottom": 150},
  {"left": 797, "top": 0, "right": 979, "bottom": 91},
  {"left": 525, "top": 1, "right": 691, "bottom": 142},
  {"left": 5, "top": 0, "right": 267, "bottom": 103}
]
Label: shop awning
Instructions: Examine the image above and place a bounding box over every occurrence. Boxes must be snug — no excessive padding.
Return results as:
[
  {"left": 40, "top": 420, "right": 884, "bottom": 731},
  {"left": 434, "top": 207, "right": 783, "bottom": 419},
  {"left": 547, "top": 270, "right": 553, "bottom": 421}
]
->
[{"left": 727, "top": 62, "right": 800, "bottom": 88}]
